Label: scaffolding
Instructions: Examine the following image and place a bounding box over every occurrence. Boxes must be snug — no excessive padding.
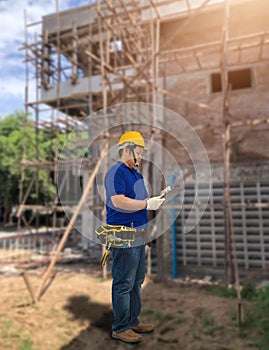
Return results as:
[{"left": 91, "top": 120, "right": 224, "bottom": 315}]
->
[{"left": 18, "top": 0, "right": 269, "bottom": 305}]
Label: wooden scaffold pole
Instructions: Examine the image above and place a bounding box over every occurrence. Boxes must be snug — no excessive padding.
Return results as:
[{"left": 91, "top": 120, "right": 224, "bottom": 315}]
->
[
  {"left": 221, "top": 0, "right": 243, "bottom": 325},
  {"left": 97, "top": 0, "right": 110, "bottom": 280}
]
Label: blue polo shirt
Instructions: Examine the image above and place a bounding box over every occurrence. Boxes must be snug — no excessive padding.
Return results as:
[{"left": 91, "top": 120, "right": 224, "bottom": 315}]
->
[{"left": 105, "top": 161, "right": 148, "bottom": 228}]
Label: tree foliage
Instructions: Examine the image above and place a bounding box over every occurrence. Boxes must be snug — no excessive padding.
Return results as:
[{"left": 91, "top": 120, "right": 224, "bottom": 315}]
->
[{"left": 0, "top": 112, "right": 66, "bottom": 224}]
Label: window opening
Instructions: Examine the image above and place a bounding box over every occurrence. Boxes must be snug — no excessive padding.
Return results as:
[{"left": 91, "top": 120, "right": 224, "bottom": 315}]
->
[{"left": 211, "top": 68, "right": 252, "bottom": 93}]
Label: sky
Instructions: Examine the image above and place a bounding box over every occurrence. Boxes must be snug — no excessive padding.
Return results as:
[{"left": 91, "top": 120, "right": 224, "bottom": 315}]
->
[{"left": 0, "top": 0, "right": 91, "bottom": 117}]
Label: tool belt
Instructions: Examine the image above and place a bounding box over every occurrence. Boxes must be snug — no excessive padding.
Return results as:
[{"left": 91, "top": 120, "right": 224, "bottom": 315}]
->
[
  {"left": 95, "top": 224, "right": 145, "bottom": 266},
  {"left": 95, "top": 224, "right": 138, "bottom": 248}
]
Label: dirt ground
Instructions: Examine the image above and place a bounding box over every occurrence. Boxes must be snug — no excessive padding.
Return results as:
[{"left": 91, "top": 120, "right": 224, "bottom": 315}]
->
[{"left": 0, "top": 263, "right": 258, "bottom": 350}]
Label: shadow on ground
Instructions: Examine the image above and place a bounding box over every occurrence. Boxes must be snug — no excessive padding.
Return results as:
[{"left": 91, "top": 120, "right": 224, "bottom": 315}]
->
[
  {"left": 61, "top": 294, "right": 115, "bottom": 349},
  {"left": 60, "top": 281, "right": 181, "bottom": 350}
]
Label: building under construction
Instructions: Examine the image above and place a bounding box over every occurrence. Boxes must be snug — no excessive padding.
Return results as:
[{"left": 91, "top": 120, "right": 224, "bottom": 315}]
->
[{"left": 18, "top": 0, "right": 269, "bottom": 283}]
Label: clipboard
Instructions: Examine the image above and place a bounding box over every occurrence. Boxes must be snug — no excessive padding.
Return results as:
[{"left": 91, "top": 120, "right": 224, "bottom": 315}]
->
[{"left": 160, "top": 186, "right": 184, "bottom": 201}]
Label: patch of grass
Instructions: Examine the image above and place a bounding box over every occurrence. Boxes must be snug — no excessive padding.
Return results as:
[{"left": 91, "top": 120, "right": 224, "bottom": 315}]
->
[
  {"left": 154, "top": 311, "right": 174, "bottom": 327},
  {"left": 208, "top": 283, "right": 269, "bottom": 348},
  {"left": 241, "top": 282, "right": 258, "bottom": 300},
  {"left": 172, "top": 316, "right": 186, "bottom": 325},
  {"left": 230, "top": 309, "right": 238, "bottom": 326},
  {"left": 205, "top": 285, "right": 237, "bottom": 299},
  {"left": 142, "top": 308, "right": 155, "bottom": 316},
  {"left": 242, "top": 286, "right": 269, "bottom": 349},
  {"left": 143, "top": 308, "right": 179, "bottom": 328},
  {"left": 9, "top": 332, "right": 21, "bottom": 339},
  {"left": 50, "top": 307, "right": 61, "bottom": 317},
  {"left": 96, "top": 274, "right": 112, "bottom": 283},
  {"left": 206, "top": 282, "right": 258, "bottom": 301},
  {"left": 0, "top": 313, "right": 39, "bottom": 350},
  {"left": 19, "top": 336, "right": 40, "bottom": 350},
  {"left": 1, "top": 317, "right": 14, "bottom": 338},
  {"left": 201, "top": 314, "right": 218, "bottom": 335}
]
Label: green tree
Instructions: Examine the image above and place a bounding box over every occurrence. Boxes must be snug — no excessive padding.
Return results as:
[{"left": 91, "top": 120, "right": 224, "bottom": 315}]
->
[{"left": 0, "top": 112, "right": 65, "bottom": 225}]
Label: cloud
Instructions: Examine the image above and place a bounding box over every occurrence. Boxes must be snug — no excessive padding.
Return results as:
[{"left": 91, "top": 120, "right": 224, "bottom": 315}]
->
[{"left": 0, "top": 0, "right": 90, "bottom": 116}]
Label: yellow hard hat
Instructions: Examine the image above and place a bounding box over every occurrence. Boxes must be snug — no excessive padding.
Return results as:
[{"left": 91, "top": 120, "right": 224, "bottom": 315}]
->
[{"left": 118, "top": 131, "right": 145, "bottom": 149}]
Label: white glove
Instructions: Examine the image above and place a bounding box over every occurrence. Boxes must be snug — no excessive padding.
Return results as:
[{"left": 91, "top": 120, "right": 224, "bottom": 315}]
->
[{"left": 146, "top": 196, "right": 165, "bottom": 210}]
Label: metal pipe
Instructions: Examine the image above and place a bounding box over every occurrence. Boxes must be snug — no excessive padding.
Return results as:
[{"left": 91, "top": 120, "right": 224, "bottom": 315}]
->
[{"left": 170, "top": 175, "right": 177, "bottom": 279}]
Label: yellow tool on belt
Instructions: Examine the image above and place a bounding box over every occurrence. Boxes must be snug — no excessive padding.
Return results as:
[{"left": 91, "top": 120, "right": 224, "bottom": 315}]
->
[{"left": 95, "top": 225, "right": 137, "bottom": 266}]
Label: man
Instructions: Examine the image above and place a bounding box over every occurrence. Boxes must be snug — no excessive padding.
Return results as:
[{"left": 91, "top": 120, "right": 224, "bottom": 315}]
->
[{"left": 105, "top": 130, "right": 165, "bottom": 343}]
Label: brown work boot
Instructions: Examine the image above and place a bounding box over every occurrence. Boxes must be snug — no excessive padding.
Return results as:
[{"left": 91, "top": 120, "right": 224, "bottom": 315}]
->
[
  {"left": 112, "top": 329, "right": 143, "bottom": 343},
  {"left": 132, "top": 323, "right": 155, "bottom": 333}
]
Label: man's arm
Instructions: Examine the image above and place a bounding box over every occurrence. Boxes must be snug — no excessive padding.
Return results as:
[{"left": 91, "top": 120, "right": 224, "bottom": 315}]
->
[
  {"left": 111, "top": 194, "right": 165, "bottom": 211},
  {"left": 111, "top": 194, "right": 147, "bottom": 211}
]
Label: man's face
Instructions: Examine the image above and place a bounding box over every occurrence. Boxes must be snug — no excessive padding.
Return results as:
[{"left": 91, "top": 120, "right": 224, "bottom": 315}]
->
[
  {"left": 123, "top": 146, "right": 144, "bottom": 168},
  {"left": 133, "top": 146, "right": 144, "bottom": 165}
]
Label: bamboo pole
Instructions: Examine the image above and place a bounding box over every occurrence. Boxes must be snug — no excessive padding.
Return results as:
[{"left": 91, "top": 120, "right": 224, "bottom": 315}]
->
[
  {"left": 71, "top": 22, "right": 78, "bottom": 84},
  {"left": 221, "top": 0, "right": 243, "bottom": 326},
  {"left": 22, "top": 271, "right": 36, "bottom": 304},
  {"left": 97, "top": 0, "right": 109, "bottom": 280},
  {"left": 230, "top": 117, "right": 269, "bottom": 128},
  {"left": 53, "top": 0, "right": 62, "bottom": 235},
  {"left": 18, "top": 10, "right": 32, "bottom": 233},
  {"left": 35, "top": 144, "right": 109, "bottom": 301},
  {"left": 221, "top": 0, "right": 230, "bottom": 285}
]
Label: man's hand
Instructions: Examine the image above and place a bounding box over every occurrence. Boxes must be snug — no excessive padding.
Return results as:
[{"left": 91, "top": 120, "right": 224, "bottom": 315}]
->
[{"left": 146, "top": 196, "right": 165, "bottom": 210}]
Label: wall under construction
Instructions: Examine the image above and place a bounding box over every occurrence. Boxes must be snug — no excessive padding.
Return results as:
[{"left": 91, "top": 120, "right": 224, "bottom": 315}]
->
[{"left": 20, "top": 0, "right": 269, "bottom": 283}]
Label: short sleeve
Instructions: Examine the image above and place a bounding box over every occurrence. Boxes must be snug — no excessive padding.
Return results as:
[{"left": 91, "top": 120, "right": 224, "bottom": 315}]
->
[{"left": 105, "top": 166, "right": 126, "bottom": 198}]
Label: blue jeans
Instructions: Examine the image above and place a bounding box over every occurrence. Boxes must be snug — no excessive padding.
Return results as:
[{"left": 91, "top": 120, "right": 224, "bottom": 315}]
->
[{"left": 111, "top": 245, "right": 146, "bottom": 333}]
